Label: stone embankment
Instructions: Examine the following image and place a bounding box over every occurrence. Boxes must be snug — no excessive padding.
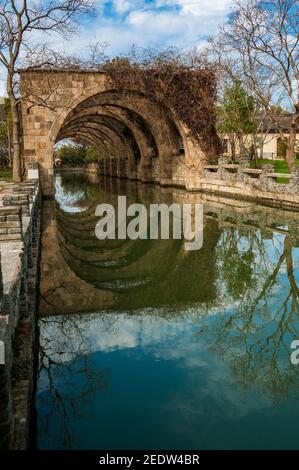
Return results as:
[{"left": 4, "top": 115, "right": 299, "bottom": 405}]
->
[
  {"left": 84, "top": 156, "right": 299, "bottom": 211},
  {"left": 0, "top": 165, "right": 41, "bottom": 449}
]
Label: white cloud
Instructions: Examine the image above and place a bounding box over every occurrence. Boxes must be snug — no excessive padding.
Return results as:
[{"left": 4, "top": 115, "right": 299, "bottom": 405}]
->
[
  {"left": 127, "top": 9, "right": 186, "bottom": 35},
  {"left": 52, "top": 0, "right": 235, "bottom": 58},
  {"left": 0, "top": 1, "right": 235, "bottom": 96},
  {"left": 113, "top": 0, "right": 144, "bottom": 14},
  {"left": 159, "top": 0, "right": 235, "bottom": 15}
]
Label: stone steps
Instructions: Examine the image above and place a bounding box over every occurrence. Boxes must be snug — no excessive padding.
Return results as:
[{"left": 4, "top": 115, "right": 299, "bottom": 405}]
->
[{"left": 0, "top": 207, "right": 22, "bottom": 241}]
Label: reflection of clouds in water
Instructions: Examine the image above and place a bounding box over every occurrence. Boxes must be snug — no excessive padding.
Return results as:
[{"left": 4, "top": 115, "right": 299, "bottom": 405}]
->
[
  {"left": 259, "top": 232, "right": 299, "bottom": 271},
  {"left": 54, "top": 175, "right": 87, "bottom": 213},
  {"left": 39, "top": 300, "right": 296, "bottom": 425},
  {"left": 95, "top": 322, "right": 138, "bottom": 350},
  {"left": 40, "top": 309, "right": 272, "bottom": 421},
  {"left": 163, "top": 359, "right": 270, "bottom": 425},
  {"left": 40, "top": 307, "right": 215, "bottom": 365}
]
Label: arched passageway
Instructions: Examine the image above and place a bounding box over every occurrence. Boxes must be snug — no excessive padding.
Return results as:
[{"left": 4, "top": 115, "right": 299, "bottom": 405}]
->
[{"left": 20, "top": 70, "right": 220, "bottom": 196}]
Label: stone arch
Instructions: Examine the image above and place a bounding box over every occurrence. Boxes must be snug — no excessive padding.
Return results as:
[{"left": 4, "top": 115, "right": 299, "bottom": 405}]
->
[
  {"left": 54, "top": 89, "right": 186, "bottom": 184},
  {"left": 58, "top": 108, "right": 158, "bottom": 181},
  {"left": 20, "top": 70, "right": 219, "bottom": 195},
  {"left": 61, "top": 106, "right": 159, "bottom": 159},
  {"left": 59, "top": 113, "right": 142, "bottom": 162}
]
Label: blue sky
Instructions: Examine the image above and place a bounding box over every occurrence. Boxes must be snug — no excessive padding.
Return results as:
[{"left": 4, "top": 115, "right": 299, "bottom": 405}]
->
[
  {"left": 69, "top": 0, "right": 236, "bottom": 55},
  {"left": 0, "top": 1, "right": 236, "bottom": 95}
]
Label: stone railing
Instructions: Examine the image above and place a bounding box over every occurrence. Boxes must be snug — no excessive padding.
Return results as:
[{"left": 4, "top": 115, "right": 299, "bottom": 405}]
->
[
  {"left": 201, "top": 157, "right": 299, "bottom": 195},
  {"left": 185, "top": 157, "right": 299, "bottom": 211},
  {"left": 0, "top": 166, "right": 41, "bottom": 449}
]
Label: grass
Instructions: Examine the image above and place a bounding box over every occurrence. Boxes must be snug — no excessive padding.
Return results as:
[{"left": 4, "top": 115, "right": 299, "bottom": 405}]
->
[
  {"left": 250, "top": 158, "right": 299, "bottom": 173},
  {"left": 0, "top": 167, "right": 12, "bottom": 182},
  {"left": 250, "top": 158, "right": 299, "bottom": 183}
]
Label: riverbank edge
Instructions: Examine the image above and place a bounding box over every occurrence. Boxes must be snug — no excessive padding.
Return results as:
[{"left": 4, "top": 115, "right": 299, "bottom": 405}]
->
[
  {"left": 11, "top": 193, "right": 41, "bottom": 449},
  {"left": 57, "top": 165, "right": 299, "bottom": 213},
  {"left": 0, "top": 179, "right": 42, "bottom": 450}
]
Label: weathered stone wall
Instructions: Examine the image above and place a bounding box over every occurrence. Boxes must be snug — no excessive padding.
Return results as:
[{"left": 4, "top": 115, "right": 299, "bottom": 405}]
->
[
  {"left": 20, "top": 70, "right": 217, "bottom": 196},
  {"left": 0, "top": 171, "right": 41, "bottom": 449},
  {"left": 84, "top": 155, "right": 299, "bottom": 210}
]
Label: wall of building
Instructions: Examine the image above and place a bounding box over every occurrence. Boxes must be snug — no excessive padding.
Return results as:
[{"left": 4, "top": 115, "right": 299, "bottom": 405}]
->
[{"left": 222, "top": 133, "right": 299, "bottom": 160}]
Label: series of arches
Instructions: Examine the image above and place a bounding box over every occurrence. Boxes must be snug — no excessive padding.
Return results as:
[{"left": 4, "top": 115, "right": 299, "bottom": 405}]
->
[
  {"left": 57, "top": 89, "right": 187, "bottom": 184},
  {"left": 21, "top": 70, "right": 219, "bottom": 195}
]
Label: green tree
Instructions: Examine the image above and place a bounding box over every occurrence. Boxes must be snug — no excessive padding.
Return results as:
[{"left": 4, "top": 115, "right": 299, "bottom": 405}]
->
[
  {"left": 57, "top": 143, "right": 86, "bottom": 166},
  {"left": 85, "top": 146, "right": 99, "bottom": 162},
  {"left": 56, "top": 142, "right": 99, "bottom": 165},
  {"left": 217, "top": 82, "right": 256, "bottom": 161}
]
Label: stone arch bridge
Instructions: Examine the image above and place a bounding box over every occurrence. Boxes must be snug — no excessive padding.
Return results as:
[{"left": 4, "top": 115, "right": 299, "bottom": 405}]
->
[{"left": 20, "top": 69, "right": 220, "bottom": 196}]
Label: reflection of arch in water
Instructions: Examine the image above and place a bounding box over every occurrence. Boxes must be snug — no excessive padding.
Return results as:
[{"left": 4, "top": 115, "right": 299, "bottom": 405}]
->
[
  {"left": 39, "top": 178, "right": 220, "bottom": 316},
  {"left": 39, "top": 199, "right": 118, "bottom": 317},
  {"left": 40, "top": 175, "right": 299, "bottom": 411}
]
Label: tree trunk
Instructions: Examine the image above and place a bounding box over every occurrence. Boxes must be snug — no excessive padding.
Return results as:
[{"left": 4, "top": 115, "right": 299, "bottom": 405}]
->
[
  {"left": 286, "top": 144, "right": 297, "bottom": 173},
  {"left": 7, "top": 123, "right": 12, "bottom": 167},
  {"left": 238, "top": 133, "right": 246, "bottom": 157},
  {"left": 230, "top": 136, "right": 236, "bottom": 163},
  {"left": 10, "top": 98, "right": 22, "bottom": 182},
  {"left": 285, "top": 127, "right": 297, "bottom": 173},
  {"left": 259, "top": 139, "right": 263, "bottom": 160}
]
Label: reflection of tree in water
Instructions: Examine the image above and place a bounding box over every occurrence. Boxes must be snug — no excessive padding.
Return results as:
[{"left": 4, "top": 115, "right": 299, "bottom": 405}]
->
[
  {"left": 55, "top": 172, "right": 102, "bottom": 210},
  {"left": 37, "top": 313, "right": 114, "bottom": 449},
  {"left": 41, "top": 171, "right": 299, "bottom": 434},
  {"left": 199, "top": 227, "right": 299, "bottom": 405},
  {"left": 216, "top": 227, "right": 263, "bottom": 300}
]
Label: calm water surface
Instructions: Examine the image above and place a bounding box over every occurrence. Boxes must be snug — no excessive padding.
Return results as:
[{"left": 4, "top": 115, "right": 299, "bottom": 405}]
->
[{"left": 36, "top": 172, "right": 299, "bottom": 450}]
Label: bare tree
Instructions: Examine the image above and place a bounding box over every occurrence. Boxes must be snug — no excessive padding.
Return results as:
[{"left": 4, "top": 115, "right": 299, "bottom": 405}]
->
[
  {"left": 0, "top": 0, "right": 94, "bottom": 182},
  {"left": 210, "top": 0, "right": 299, "bottom": 172}
]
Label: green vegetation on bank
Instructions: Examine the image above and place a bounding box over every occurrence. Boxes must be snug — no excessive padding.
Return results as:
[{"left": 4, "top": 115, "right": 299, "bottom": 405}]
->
[
  {"left": 55, "top": 143, "right": 99, "bottom": 166},
  {"left": 250, "top": 159, "right": 299, "bottom": 183},
  {"left": 0, "top": 167, "right": 12, "bottom": 181},
  {"left": 250, "top": 158, "right": 299, "bottom": 173}
]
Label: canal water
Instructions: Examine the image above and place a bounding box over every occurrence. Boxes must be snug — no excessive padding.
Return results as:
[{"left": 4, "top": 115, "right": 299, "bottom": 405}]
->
[{"left": 35, "top": 171, "right": 299, "bottom": 450}]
